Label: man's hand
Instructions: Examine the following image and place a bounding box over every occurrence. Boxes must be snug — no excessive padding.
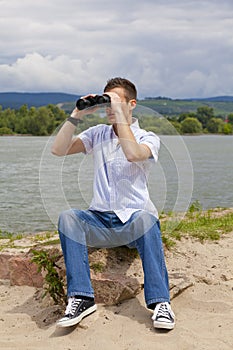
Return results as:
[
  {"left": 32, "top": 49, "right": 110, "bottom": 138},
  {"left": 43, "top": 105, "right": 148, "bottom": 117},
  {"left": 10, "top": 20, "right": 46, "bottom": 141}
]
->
[
  {"left": 70, "top": 107, "right": 82, "bottom": 119},
  {"left": 105, "top": 91, "right": 123, "bottom": 112},
  {"left": 104, "top": 91, "right": 129, "bottom": 124}
]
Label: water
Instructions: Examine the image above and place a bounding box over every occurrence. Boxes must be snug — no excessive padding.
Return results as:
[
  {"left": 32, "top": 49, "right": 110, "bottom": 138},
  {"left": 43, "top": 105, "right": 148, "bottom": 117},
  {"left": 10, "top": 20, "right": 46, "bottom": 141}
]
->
[{"left": 0, "top": 135, "right": 233, "bottom": 234}]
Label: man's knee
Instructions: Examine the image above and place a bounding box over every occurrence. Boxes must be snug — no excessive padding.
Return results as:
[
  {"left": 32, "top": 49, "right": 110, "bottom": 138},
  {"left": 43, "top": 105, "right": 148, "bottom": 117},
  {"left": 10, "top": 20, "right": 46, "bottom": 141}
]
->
[
  {"left": 59, "top": 209, "right": 75, "bottom": 225},
  {"left": 58, "top": 209, "right": 84, "bottom": 232},
  {"left": 58, "top": 209, "right": 88, "bottom": 244}
]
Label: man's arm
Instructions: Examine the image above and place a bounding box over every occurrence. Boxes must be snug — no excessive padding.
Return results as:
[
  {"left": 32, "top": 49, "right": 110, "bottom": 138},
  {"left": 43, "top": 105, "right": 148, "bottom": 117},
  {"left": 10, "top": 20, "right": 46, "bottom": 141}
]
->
[
  {"left": 51, "top": 108, "right": 86, "bottom": 156},
  {"left": 107, "top": 92, "right": 152, "bottom": 162},
  {"left": 117, "top": 121, "right": 152, "bottom": 162}
]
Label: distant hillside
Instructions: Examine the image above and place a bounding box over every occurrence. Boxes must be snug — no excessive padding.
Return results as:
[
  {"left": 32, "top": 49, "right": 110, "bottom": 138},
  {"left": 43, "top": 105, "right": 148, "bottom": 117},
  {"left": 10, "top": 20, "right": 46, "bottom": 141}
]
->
[
  {"left": 0, "top": 92, "right": 79, "bottom": 109},
  {"left": 139, "top": 96, "right": 233, "bottom": 116},
  {"left": 145, "top": 95, "right": 233, "bottom": 102},
  {"left": 183, "top": 96, "right": 233, "bottom": 102},
  {"left": 0, "top": 92, "right": 233, "bottom": 116}
]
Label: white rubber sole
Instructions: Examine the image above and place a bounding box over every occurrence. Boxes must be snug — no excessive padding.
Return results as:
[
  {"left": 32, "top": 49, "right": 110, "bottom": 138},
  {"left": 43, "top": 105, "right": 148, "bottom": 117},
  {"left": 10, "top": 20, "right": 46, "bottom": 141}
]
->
[
  {"left": 57, "top": 304, "right": 97, "bottom": 328},
  {"left": 153, "top": 320, "right": 175, "bottom": 330}
]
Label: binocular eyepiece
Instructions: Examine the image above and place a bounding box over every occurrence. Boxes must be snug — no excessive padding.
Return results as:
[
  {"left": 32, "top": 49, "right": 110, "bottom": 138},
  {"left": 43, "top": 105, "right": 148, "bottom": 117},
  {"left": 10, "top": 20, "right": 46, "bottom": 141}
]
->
[{"left": 76, "top": 94, "right": 111, "bottom": 110}]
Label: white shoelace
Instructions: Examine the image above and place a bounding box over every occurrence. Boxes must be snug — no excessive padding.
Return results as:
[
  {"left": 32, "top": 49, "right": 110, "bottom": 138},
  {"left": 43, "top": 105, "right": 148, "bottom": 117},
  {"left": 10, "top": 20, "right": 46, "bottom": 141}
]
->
[
  {"left": 65, "top": 297, "right": 82, "bottom": 316},
  {"left": 152, "top": 302, "right": 173, "bottom": 321}
]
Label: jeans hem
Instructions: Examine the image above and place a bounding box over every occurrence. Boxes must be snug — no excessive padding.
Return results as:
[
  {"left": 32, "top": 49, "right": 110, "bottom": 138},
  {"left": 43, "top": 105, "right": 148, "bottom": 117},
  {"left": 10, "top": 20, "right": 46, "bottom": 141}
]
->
[
  {"left": 146, "top": 297, "right": 170, "bottom": 309},
  {"left": 68, "top": 291, "right": 95, "bottom": 299}
]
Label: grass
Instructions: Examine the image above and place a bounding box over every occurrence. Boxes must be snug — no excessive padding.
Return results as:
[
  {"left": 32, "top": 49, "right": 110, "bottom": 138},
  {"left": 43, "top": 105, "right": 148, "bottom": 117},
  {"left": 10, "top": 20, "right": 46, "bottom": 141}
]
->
[
  {"left": 90, "top": 261, "right": 106, "bottom": 273},
  {"left": 0, "top": 230, "right": 22, "bottom": 240},
  {"left": 161, "top": 206, "right": 233, "bottom": 249},
  {"left": 0, "top": 230, "right": 59, "bottom": 251}
]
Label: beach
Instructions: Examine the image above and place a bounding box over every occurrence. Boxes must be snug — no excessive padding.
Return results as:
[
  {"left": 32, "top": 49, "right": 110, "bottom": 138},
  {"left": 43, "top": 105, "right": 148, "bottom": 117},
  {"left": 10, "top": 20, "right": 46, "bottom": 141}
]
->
[{"left": 0, "top": 231, "right": 232, "bottom": 350}]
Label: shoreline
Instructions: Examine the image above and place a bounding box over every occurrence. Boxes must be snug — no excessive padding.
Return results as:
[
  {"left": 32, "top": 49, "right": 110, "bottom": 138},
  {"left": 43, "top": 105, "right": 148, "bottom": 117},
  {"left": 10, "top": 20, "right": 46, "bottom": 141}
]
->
[
  {"left": 1, "top": 206, "right": 233, "bottom": 237},
  {"left": 1, "top": 133, "right": 233, "bottom": 137}
]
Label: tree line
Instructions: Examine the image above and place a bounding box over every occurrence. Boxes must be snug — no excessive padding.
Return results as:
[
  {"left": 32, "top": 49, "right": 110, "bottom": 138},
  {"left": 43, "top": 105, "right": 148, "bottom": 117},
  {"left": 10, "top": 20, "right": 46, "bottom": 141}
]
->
[
  {"left": 0, "top": 104, "right": 232, "bottom": 136},
  {"left": 0, "top": 104, "right": 67, "bottom": 136},
  {"left": 171, "top": 106, "right": 233, "bottom": 135}
]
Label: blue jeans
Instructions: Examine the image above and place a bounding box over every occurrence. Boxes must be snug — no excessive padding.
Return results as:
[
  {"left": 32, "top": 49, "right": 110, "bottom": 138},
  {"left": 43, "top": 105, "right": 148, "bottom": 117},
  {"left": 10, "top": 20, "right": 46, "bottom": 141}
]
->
[{"left": 58, "top": 209, "right": 170, "bottom": 308}]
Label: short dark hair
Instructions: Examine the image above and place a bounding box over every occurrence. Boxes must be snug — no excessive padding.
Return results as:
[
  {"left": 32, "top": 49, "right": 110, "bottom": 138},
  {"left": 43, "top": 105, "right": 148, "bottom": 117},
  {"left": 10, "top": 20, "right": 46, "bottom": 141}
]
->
[{"left": 104, "top": 77, "right": 137, "bottom": 101}]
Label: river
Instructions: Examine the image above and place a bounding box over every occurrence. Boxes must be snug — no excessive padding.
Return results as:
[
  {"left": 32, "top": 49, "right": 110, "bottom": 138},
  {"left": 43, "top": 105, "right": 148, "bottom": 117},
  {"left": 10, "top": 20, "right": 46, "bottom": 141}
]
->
[{"left": 0, "top": 134, "right": 232, "bottom": 234}]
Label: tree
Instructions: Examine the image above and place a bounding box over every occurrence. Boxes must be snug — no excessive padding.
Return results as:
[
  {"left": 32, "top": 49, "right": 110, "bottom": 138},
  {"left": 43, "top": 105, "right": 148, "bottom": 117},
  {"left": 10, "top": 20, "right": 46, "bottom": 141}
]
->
[
  {"left": 222, "top": 123, "right": 233, "bottom": 134},
  {"left": 181, "top": 117, "right": 203, "bottom": 134},
  {"left": 28, "top": 107, "right": 55, "bottom": 135},
  {"left": 47, "top": 104, "right": 67, "bottom": 127},
  {"left": 170, "top": 120, "right": 182, "bottom": 134},
  {"left": 0, "top": 108, "right": 16, "bottom": 132},
  {"left": 0, "top": 126, "right": 14, "bottom": 135},
  {"left": 177, "top": 112, "right": 196, "bottom": 123},
  {"left": 227, "top": 113, "right": 233, "bottom": 125},
  {"left": 17, "top": 104, "right": 29, "bottom": 118},
  {"left": 196, "top": 106, "right": 214, "bottom": 128},
  {"left": 206, "top": 118, "right": 225, "bottom": 133}
]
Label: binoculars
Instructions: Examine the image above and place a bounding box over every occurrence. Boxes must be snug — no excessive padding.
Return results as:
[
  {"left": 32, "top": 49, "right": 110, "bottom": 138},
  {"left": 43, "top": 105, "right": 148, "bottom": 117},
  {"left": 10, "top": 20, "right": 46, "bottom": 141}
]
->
[{"left": 76, "top": 94, "right": 111, "bottom": 110}]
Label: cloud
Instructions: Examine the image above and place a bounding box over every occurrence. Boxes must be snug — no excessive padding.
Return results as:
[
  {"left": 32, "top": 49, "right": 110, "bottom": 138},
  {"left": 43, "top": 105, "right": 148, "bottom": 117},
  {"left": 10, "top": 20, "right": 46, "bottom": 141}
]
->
[
  {"left": 0, "top": 53, "right": 104, "bottom": 94},
  {"left": 0, "top": 0, "right": 233, "bottom": 97}
]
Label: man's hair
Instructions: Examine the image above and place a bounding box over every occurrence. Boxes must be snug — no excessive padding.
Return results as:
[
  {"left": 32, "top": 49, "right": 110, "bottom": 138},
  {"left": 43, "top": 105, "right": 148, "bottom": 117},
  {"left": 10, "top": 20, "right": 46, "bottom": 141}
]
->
[{"left": 104, "top": 77, "right": 137, "bottom": 101}]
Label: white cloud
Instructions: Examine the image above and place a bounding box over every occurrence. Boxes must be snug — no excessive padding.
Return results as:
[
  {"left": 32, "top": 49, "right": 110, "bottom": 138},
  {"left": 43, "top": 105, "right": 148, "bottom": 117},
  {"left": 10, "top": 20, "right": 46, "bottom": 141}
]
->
[{"left": 0, "top": 0, "right": 233, "bottom": 97}]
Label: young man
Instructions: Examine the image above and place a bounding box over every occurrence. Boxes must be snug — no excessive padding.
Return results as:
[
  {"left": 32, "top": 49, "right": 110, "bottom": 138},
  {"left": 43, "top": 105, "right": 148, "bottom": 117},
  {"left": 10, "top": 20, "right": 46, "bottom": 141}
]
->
[{"left": 51, "top": 77, "right": 175, "bottom": 330}]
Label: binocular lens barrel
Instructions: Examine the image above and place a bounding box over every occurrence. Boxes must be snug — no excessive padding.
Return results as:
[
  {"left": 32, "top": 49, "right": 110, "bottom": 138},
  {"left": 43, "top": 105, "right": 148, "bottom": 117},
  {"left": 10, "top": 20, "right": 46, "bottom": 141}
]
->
[{"left": 76, "top": 94, "right": 111, "bottom": 110}]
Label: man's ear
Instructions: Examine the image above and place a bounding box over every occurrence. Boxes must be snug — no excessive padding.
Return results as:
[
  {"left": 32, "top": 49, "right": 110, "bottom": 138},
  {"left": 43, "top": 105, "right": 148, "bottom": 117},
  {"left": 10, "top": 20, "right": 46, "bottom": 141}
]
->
[{"left": 129, "top": 99, "right": 137, "bottom": 110}]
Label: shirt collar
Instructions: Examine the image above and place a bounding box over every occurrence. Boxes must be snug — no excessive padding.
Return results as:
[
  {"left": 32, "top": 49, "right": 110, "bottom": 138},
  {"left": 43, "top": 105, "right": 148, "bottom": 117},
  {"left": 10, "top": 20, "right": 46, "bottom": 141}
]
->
[{"left": 131, "top": 117, "right": 139, "bottom": 129}]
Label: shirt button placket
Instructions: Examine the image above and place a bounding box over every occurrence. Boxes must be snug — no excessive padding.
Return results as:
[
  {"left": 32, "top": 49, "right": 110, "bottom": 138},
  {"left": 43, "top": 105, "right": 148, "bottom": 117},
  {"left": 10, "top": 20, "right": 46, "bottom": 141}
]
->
[{"left": 109, "top": 161, "right": 114, "bottom": 210}]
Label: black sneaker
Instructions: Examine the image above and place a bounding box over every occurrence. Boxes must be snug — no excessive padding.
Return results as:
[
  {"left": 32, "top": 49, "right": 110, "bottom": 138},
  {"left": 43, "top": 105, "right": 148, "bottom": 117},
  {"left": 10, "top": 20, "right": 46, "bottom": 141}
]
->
[
  {"left": 152, "top": 302, "right": 175, "bottom": 330},
  {"left": 57, "top": 296, "right": 97, "bottom": 327}
]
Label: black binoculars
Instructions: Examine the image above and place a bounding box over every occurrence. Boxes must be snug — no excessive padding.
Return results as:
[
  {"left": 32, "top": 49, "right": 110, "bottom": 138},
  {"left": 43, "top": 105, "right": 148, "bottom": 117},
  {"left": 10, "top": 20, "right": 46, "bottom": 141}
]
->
[{"left": 76, "top": 94, "right": 111, "bottom": 110}]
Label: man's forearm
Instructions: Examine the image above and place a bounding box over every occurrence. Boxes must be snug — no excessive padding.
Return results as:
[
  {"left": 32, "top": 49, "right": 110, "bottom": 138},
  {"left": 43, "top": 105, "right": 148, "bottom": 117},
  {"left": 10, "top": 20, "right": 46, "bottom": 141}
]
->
[
  {"left": 115, "top": 112, "right": 151, "bottom": 162},
  {"left": 51, "top": 120, "right": 76, "bottom": 156}
]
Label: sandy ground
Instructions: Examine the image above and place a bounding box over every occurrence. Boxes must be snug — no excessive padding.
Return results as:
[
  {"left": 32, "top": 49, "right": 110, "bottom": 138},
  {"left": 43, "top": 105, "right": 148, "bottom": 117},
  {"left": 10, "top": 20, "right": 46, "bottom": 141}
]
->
[{"left": 0, "top": 232, "right": 232, "bottom": 350}]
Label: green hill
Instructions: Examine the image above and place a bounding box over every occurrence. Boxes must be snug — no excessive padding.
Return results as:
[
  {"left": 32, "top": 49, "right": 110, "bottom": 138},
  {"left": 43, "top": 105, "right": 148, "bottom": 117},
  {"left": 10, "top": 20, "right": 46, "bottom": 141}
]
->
[
  {"left": 138, "top": 98, "right": 233, "bottom": 117},
  {"left": 60, "top": 97, "right": 233, "bottom": 117},
  {"left": 1, "top": 92, "right": 233, "bottom": 117}
]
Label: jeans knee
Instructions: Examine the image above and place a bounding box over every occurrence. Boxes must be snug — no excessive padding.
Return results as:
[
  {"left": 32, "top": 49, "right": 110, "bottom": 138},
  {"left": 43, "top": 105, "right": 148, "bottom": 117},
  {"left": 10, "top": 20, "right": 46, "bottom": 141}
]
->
[
  {"left": 58, "top": 209, "right": 80, "bottom": 233},
  {"left": 58, "top": 209, "right": 72, "bottom": 225},
  {"left": 58, "top": 209, "right": 87, "bottom": 244}
]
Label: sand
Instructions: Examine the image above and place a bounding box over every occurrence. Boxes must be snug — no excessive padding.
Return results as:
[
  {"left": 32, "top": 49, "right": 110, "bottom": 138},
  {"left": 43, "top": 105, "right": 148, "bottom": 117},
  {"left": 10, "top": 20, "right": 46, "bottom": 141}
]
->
[{"left": 0, "top": 231, "right": 232, "bottom": 350}]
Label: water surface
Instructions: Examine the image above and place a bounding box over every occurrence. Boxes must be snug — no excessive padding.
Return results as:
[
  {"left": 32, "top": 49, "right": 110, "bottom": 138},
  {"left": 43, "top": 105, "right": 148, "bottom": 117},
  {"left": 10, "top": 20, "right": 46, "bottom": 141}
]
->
[{"left": 0, "top": 135, "right": 232, "bottom": 233}]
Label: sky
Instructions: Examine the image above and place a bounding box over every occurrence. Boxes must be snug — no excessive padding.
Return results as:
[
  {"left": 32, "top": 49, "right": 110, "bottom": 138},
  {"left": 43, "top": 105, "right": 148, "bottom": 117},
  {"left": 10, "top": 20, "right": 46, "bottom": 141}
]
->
[{"left": 1, "top": 0, "right": 233, "bottom": 99}]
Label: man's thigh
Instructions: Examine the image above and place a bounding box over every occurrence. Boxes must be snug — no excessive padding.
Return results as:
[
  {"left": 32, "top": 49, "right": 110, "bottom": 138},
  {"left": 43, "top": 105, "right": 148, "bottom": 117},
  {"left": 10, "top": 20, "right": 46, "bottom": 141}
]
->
[{"left": 59, "top": 209, "right": 158, "bottom": 248}]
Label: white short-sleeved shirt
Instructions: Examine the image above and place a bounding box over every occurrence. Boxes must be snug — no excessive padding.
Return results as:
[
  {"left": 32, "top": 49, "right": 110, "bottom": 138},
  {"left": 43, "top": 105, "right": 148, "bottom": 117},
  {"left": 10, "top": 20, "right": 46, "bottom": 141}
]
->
[{"left": 78, "top": 118, "right": 160, "bottom": 223}]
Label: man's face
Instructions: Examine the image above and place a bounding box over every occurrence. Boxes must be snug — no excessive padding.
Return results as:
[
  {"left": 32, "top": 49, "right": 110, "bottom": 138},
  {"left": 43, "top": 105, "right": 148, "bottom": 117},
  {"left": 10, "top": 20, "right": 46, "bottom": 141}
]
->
[{"left": 105, "top": 87, "right": 131, "bottom": 124}]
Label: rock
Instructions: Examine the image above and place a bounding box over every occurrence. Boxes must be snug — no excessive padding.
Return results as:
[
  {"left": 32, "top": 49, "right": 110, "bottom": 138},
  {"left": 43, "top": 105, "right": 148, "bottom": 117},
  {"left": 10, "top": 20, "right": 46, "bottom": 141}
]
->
[
  {"left": 220, "top": 273, "right": 232, "bottom": 281},
  {"left": 0, "top": 254, "right": 11, "bottom": 279},
  {"left": 169, "top": 272, "right": 194, "bottom": 299},
  {"left": 57, "top": 247, "right": 143, "bottom": 305},
  {"left": 8, "top": 255, "right": 44, "bottom": 288},
  {"left": 193, "top": 274, "right": 215, "bottom": 285},
  {"left": 91, "top": 272, "right": 142, "bottom": 305}
]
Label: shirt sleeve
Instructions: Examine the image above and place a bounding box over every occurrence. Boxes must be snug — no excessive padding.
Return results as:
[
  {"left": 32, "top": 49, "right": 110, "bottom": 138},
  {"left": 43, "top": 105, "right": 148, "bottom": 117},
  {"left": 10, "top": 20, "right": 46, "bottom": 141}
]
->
[
  {"left": 77, "top": 126, "right": 96, "bottom": 154},
  {"left": 139, "top": 131, "right": 160, "bottom": 161}
]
